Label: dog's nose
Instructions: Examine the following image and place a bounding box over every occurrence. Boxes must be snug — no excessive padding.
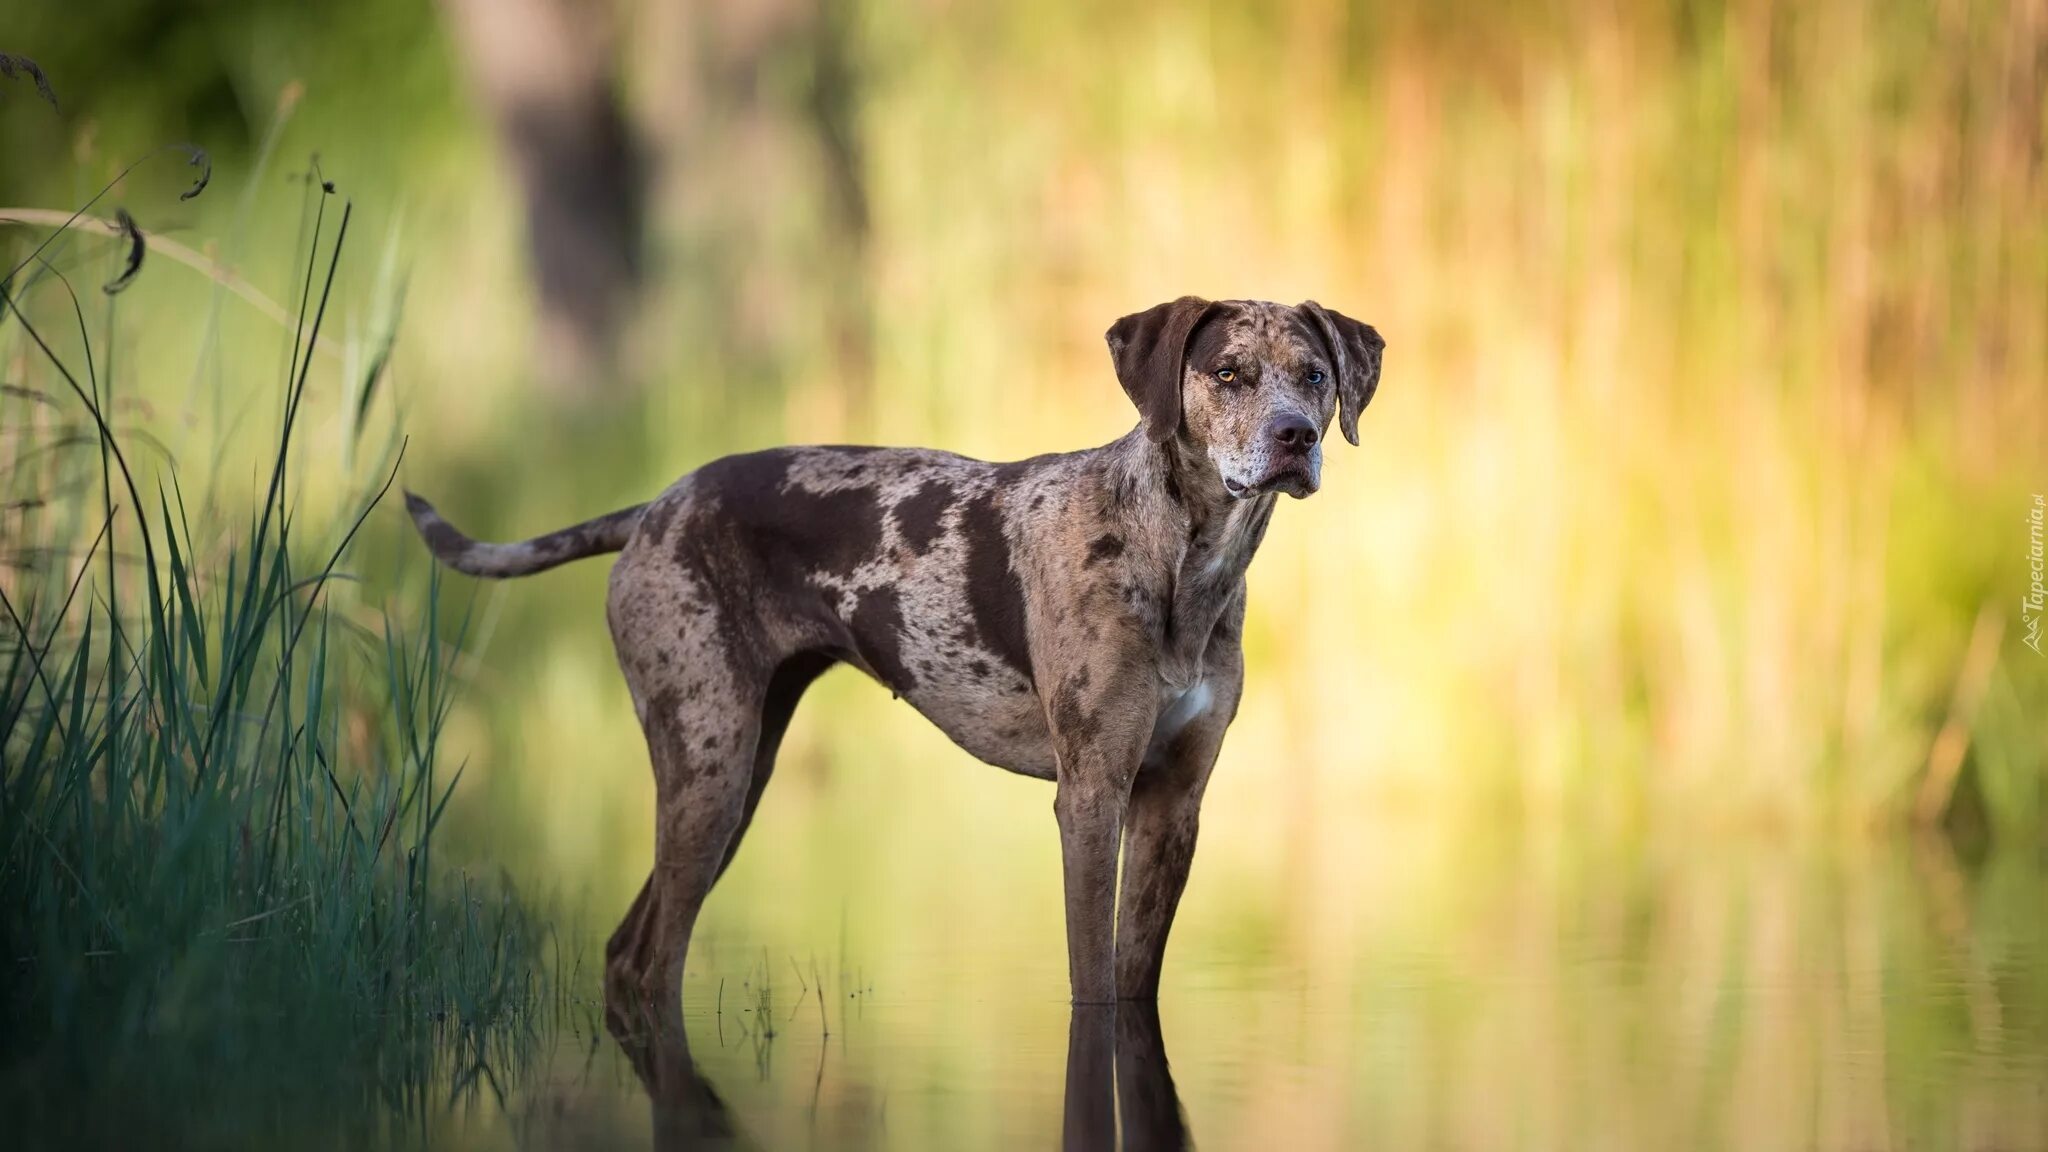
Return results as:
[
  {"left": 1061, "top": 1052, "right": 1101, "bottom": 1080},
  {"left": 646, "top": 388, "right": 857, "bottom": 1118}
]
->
[{"left": 1267, "top": 413, "right": 1319, "bottom": 452}]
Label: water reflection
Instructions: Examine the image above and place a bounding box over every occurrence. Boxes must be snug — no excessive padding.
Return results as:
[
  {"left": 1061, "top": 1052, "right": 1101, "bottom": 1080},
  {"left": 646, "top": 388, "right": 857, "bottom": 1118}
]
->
[
  {"left": 1061, "top": 1004, "right": 1190, "bottom": 1152},
  {"left": 492, "top": 813, "right": 2047, "bottom": 1152},
  {"left": 608, "top": 1000, "right": 745, "bottom": 1151},
  {"left": 605, "top": 995, "right": 1191, "bottom": 1152}
]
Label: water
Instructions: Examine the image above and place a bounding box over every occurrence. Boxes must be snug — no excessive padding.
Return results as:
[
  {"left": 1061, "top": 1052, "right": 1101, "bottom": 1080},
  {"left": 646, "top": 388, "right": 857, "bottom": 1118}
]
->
[{"left": 449, "top": 819, "right": 2045, "bottom": 1151}]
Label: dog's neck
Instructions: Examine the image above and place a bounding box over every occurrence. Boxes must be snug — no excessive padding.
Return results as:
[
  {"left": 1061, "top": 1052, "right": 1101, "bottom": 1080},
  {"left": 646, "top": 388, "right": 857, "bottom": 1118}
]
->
[
  {"left": 1106, "top": 426, "right": 1276, "bottom": 683},
  {"left": 1171, "top": 444, "right": 1273, "bottom": 580},
  {"left": 1107, "top": 426, "right": 1275, "bottom": 567}
]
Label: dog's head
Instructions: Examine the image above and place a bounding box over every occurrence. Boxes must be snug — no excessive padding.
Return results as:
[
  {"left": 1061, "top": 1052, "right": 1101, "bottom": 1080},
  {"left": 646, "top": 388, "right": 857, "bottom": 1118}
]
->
[{"left": 1106, "top": 298, "right": 1383, "bottom": 499}]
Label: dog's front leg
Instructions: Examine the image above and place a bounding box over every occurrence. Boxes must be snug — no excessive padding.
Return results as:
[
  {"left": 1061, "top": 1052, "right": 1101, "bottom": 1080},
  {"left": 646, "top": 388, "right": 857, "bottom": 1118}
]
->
[
  {"left": 1116, "top": 650, "right": 1241, "bottom": 1001},
  {"left": 1054, "top": 770, "right": 1130, "bottom": 1005},
  {"left": 1047, "top": 658, "right": 1157, "bottom": 1005}
]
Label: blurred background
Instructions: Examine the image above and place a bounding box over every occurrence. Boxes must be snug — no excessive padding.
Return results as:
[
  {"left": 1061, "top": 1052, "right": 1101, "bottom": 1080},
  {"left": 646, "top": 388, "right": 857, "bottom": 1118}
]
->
[{"left": 3, "top": 1, "right": 2044, "bottom": 1147}]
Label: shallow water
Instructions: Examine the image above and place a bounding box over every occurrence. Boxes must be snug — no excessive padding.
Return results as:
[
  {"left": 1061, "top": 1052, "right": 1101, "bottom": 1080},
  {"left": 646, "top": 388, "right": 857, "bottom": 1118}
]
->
[
  {"left": 24, "top": 790, "right": 2043, "bottom": 1149},
  {"left": 446, "top": 817, "right": 2046, "bottom": 1151}
]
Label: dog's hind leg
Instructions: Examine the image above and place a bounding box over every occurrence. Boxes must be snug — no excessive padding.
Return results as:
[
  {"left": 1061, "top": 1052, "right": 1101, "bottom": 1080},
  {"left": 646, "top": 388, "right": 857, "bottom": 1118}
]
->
[
  {"left": 713, "top": 651, "right": 834, "bottom": 885},
  {"left": 605, "top": 671, "right": 762, "bottom": 1011},
  {"left": 603, "top": 564, "right": 779, "bottom": 1014}
]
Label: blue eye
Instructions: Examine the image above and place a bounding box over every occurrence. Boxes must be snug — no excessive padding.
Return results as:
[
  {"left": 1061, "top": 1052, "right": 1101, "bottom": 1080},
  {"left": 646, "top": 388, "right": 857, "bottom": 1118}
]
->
[{"left": 1306, "top": 370, "right": 1326, "bottom": 385}]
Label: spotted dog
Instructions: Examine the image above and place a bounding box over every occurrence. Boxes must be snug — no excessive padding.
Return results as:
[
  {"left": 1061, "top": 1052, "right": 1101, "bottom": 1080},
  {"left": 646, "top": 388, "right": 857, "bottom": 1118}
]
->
[{"left": 407, "top": 297, "right": 1385, "bottom": 1009}]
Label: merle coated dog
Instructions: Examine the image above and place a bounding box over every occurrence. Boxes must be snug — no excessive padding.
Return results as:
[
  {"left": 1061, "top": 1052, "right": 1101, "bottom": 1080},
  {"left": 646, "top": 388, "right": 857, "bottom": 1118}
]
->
[{"left": 407, "top": 297, "right": 1384, "bottom": 1010}]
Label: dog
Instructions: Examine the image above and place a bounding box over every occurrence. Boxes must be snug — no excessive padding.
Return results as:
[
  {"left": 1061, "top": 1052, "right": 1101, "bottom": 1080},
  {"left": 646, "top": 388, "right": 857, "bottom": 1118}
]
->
[{"left": 407, "top": 297, "right": 1383, "bottom": 1009}]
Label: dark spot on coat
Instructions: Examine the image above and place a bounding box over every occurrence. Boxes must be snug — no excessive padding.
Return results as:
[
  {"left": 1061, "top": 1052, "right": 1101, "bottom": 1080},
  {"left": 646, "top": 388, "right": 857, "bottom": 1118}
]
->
[
  {"left": 673, "top": 538, "right": 771, "bottom": 675},
  {"left": 893, "top": 480, "right": 952, "bottom": 555},
  {"left": 1086, "top": 534, "right": 1125, "bottom": 565},
  {"left": 691, "top": 448, "right": 883, "bottom": 580},
  {"left": 662, "top": 449, "right": 886, "bottom": 679},
  {"left": 1051, "top": 673, "right": 1102, "bottom": 744},
  {"left": 958, "top": 489, "right": 1033, "bottom": 683},
  {"left": 702, "top": 733, "right": 722, "bottom": 751},
  {"left": 649, "top": 686, "right": 680, "bottom": 720},
  {"left": 968, "top": 659, "right": 990, "bottom": 679},
  {"left": 849, "top": 586, "right": 916, "bottom": 691}
]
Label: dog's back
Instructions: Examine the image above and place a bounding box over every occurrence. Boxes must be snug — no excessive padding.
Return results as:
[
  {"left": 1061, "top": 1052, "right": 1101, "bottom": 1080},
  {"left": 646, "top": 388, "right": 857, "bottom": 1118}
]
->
[{"left": 606, "top": 444, "right": 1062, "bottom": 777}]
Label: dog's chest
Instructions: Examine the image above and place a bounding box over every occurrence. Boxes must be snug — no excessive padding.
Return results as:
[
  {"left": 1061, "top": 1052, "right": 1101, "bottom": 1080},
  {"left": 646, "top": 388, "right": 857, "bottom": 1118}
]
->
[{"left": 1157, "top": 497, "right": 1269, "bottom": 685}]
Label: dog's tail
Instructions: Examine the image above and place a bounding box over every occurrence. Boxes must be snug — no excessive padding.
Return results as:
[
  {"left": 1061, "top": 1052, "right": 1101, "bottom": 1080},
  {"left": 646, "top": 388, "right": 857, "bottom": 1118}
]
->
[{"left": 404, "top": 492, "right": 646, "bottom": 579}]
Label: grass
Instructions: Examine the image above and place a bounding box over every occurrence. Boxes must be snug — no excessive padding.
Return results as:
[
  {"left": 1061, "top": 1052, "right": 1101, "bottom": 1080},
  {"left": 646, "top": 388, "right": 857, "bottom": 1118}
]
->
[{"left": 0, "top": 155, "right": 550, "bottom": 1148}]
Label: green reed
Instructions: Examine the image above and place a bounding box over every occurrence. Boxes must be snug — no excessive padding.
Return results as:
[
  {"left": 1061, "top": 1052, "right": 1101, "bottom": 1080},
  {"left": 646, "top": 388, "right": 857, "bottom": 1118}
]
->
[{"left": 0, "top": 163, "right": 549, "bottom": 1148}]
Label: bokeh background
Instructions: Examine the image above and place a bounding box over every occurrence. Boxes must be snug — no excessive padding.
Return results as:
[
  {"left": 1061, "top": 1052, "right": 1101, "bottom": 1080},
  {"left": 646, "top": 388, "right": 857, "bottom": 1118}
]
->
[{"left": 3, "top": 1, "right": 2045, "bottom": 1148}]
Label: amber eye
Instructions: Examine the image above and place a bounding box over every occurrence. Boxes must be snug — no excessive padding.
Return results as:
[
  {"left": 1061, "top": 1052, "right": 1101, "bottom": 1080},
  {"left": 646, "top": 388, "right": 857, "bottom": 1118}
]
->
[{"left": 1215, "top": 368, "right": 1237, "bottom": 384}]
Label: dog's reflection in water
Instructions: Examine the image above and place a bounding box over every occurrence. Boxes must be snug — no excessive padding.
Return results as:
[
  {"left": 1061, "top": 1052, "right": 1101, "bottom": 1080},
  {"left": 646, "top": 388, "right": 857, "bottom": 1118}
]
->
[
  {"left": 1063, "top": 1003, "right": 1192, "bottom": 1152},
  {"left": 607, "top": 998, "right": 742, "bottom": 1150},
  {"left": 607, "top": 997, "right": 1190, "bottom": 1151}
]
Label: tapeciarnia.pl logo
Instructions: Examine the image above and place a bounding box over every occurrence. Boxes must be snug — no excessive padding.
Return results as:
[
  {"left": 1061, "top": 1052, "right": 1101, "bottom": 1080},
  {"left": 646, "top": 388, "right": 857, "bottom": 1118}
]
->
[{"left": 2026, "top": 494, "right": 2045, "bottom": 655}]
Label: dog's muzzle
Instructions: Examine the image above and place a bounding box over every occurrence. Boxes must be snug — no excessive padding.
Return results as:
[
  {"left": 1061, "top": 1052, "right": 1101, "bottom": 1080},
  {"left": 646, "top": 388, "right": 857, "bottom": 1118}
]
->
[{"left": 1224, "top": 414, "right": 1323, "bottom": 498}]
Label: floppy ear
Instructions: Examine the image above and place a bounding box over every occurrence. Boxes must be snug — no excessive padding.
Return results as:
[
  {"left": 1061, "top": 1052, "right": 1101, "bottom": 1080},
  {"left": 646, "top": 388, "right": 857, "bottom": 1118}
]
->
[
  {"left": 1105, "top": 296, "right": 1213, "bottom": 444},
  {"left": 1299, "top": 301, "right": 1385, "bottom": 446}
]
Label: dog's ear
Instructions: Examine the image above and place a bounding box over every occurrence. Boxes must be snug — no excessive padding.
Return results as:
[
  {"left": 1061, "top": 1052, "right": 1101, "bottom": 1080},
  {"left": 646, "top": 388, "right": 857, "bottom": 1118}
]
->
[
  {"left": 1298, "top": 301, "right": 1384, "bottom": 446},
  {"left": 1106, "top": 296, "right": 1213, "bottom": 444}
]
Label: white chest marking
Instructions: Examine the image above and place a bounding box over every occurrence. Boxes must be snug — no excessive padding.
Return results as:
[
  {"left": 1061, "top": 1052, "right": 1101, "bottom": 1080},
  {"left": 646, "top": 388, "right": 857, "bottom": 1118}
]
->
[{"left": 1154, "top": 681, "right": 1214, "bottom": 742}]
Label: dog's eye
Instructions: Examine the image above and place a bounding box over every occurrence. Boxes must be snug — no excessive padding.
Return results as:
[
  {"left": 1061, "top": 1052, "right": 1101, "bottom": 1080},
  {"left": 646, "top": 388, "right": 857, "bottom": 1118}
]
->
[
  {"left": 1214, "top": 369, "right": 1237, "bottom": 384},
  {"left": 1306, "top": 369, "right": 1326, "bottom": 386}
]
